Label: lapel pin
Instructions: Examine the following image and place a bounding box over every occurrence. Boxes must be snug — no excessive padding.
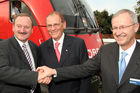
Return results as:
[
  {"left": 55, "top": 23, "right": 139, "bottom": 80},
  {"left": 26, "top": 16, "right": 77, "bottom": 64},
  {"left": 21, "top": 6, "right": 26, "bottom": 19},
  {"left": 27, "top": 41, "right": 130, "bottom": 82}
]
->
[{"left": 66, "top": 49, "right": 68, "bottom": 52}]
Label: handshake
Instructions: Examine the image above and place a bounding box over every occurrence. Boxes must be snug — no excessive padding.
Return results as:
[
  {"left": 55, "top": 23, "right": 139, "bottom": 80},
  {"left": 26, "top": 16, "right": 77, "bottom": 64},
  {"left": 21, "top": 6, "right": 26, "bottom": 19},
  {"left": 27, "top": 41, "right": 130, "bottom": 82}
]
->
[{"left": 36, "top": 66, "right": 57, "bottom": 84}]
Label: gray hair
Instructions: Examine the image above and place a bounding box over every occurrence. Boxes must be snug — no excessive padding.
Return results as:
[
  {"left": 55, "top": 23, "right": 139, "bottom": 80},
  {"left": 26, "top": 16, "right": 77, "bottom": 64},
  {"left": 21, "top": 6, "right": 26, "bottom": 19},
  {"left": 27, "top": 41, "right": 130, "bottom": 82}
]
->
[
  {"left": 46, "top": 11, "right": 65, "bottom": 24},
  {"left": 112, "top": 9, "right": 138, "bottom": 24}
]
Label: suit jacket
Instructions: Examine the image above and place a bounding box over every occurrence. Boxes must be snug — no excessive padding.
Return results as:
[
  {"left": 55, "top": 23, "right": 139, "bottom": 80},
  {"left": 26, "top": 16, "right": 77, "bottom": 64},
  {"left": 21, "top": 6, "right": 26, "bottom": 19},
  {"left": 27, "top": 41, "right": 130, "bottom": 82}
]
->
[
  {"left": 55, "top": 41, "right": 140, "bottom": 93},
  {"left": 0, "top": 36, "right": 40, "bottom": 93},
  {"left": 39, "top": 35, "right": 90, "bottom": 93}
]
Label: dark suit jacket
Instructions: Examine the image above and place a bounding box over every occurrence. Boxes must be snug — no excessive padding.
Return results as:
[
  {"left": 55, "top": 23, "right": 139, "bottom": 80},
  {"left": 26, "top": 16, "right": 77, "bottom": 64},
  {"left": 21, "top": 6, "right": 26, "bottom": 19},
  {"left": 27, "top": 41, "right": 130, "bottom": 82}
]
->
[
  {"left": 55, "top": 41, "right": 140, "bottom": 93},
  {"left": 39, "top": 35, "right": 90, "bottom": 93},
  {"left": 0, "top": 36, "right": 40, "bottom": 93}
]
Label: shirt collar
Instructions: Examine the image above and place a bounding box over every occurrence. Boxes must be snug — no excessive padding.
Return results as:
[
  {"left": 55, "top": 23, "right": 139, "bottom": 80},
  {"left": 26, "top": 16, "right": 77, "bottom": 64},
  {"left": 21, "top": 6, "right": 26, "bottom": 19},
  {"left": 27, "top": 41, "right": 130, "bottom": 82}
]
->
[
  {"left": 119, "top": 40, "right": 136, "bottom": 57},
  {"left": 53, "top": 33, "right": 65, "bottom": 45},
  {"left": 14, "top": 36, "right": 29, "bottom": 47}
]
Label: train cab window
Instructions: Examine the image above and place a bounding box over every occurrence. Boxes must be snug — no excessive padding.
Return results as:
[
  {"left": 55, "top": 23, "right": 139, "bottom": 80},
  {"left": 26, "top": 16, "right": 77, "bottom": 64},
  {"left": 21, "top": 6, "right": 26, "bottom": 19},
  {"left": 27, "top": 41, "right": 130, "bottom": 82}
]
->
[
  {"left": 11, "top": 1, "right": 21, "bottom": 20},
  {"left": 10, "top": 1, "right": 37, "bottom": 26}
]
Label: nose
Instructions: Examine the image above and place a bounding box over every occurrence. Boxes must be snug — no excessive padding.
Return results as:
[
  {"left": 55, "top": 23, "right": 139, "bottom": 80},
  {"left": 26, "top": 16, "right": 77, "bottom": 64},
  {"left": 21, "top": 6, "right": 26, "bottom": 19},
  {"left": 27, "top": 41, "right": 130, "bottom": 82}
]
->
[
  {"left": 114, "top": 29, "right": 122, "bottom": 36},
  {"left": 20, "top": 27, "right": 26, "bottom": 32},
  {"left": 50, "top": 25, "right": 56, "bottom": 30}
]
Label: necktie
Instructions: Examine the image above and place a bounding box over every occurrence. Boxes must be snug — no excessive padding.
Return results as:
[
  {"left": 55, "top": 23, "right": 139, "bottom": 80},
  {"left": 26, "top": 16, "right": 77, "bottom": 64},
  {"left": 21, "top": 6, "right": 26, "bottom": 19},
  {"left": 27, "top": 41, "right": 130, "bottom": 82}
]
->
[
  {"left": 118, "top": 51, "right": 128, "bottom": 83},
  {"left": 22, "top": 44, "right": 35, "bottom": 93},
  {"left": 22, "top": 44, "right": 34, "bottom": 71},
  {"left": 55, "top": 42, "right": 61, "bottom": 62}
]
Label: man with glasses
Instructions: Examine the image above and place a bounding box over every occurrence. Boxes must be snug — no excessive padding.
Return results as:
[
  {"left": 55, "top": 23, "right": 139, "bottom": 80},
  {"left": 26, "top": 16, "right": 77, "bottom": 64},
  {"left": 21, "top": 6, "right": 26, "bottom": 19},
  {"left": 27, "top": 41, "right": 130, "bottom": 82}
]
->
[
  {"left": 39, "top": 11, "right": 90, "bottom": 93},
  {"left": 37, "top": 9, "right": 140, "bottom": 93}
]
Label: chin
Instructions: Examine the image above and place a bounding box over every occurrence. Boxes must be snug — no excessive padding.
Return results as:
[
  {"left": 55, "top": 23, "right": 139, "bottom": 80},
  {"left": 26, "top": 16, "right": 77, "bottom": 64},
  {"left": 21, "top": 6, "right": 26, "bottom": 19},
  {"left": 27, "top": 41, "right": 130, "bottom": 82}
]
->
[
  {"left": 118, "top": 41, "right": 126, "bottom": 46},
  {"left": 116, "top": 40, "right": 123, "bottom": 44}
]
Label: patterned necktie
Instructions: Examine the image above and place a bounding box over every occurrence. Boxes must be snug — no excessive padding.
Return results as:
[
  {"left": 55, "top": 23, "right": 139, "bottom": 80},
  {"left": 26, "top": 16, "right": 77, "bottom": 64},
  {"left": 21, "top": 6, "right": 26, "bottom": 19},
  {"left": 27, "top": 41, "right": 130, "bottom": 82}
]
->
[
  {"left": 55, "top": 42, "right": 61, "bottom": 62},
  {"left": 22, "top": 44, "right": 34, "bottom": 71},
  {"left": 22, "top": 44, "right": 35, "bottom": 93},
  {"left": 118, "top": 51, "right": 128, "bottom": 83}
]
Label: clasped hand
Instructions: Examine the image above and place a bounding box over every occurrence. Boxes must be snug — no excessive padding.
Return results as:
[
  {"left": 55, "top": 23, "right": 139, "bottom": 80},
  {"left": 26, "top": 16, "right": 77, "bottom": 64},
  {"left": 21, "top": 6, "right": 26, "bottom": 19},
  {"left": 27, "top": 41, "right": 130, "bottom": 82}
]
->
[{"left": 36, "top": 66, "right": 56, "bottom": 85}]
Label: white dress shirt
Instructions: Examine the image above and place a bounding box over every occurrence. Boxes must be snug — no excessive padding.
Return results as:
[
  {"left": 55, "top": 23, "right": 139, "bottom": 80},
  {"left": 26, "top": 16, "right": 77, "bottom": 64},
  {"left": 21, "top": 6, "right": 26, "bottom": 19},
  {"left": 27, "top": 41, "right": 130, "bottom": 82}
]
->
[
  {"left": 119, "top": 40, "right": 136, "bottom": 66},
  {"left": 53, "top": 33, "right": 65, "bottom": 54},
  {"left": 15, "top": 36, "right": 36, "bottom": 71},
  {"left": 11, "top": 7, "right": 20, "bottom": 16},
  {"left": 52, "top": 33, "right": 65, "bottom": 77}
]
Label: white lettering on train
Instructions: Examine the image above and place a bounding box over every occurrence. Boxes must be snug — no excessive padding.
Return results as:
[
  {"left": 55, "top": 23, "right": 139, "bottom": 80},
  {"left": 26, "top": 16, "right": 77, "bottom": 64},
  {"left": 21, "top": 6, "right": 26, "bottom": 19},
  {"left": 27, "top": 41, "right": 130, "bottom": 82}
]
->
[{"left": 88, "top": 48, "right": 99, "bottom": 58}]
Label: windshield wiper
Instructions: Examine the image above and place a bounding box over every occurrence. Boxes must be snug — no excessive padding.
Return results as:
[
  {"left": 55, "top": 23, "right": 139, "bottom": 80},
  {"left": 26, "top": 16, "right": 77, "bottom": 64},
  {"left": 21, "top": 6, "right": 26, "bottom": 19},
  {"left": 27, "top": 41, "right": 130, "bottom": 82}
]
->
[
  {"left": 71, "top": 0, "right": 99, "bottom": 33},
  {"left": 65, "top": 27, "right": 101, "bottom": 33}
]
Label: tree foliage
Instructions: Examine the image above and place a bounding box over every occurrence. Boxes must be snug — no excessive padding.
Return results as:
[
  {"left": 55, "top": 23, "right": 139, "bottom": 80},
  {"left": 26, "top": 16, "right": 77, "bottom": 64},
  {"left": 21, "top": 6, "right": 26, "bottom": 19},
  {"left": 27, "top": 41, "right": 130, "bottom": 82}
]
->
[
  {"left": 135, "top": 0, "right": 140, "bottom": 15},
  {"left": 94, "top": 2, "right": 140, "bottom": 34},
  {"left": 135, "top": 0, "right": 140, "bottom": 34},
  {"left": 94, "top": 10, "right": 112, "bottom": 34}
]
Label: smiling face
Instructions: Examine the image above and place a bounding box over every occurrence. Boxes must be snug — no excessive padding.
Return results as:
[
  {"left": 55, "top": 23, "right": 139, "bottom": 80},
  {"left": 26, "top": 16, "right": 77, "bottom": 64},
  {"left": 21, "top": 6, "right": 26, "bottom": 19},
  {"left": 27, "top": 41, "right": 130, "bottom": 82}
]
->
[
  {"left": 112, "top": 12, "right": 139, "bottom": 50},
  {"left": 46, "top": 13, "right": 66, "bottom": 41},
  {"left": 13, "top": 16, "right": 33, "bottom": 43}
]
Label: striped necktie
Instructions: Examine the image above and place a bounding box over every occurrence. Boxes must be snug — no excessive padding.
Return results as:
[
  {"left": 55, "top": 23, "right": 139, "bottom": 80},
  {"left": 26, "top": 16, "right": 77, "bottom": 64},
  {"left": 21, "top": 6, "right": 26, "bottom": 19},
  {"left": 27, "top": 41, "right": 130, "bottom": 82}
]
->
[
  {"left": 22, "top": 44, "right": 34, "bottom": 70},
  {"left": 22, "top": 44, "right": 35, "bottom": 93}
]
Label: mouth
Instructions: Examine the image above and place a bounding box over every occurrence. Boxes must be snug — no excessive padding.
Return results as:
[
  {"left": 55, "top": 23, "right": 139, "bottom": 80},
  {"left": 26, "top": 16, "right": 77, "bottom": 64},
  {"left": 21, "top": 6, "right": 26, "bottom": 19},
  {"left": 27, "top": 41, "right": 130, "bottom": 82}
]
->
[
  {"left": 116, "top": 34, "right": 126, "bottom": 40},
  {"left": 115, "top": 32, "right": 126, "bottom": 38},
  {"left": 51, "top": 31, "right": 58, "bottom": 35},
  {"left": 117, "top": 35, "right": 124, "bottom": 38},
  {"left": 18, "top": 32, "right": 27, "bottom": 35}
]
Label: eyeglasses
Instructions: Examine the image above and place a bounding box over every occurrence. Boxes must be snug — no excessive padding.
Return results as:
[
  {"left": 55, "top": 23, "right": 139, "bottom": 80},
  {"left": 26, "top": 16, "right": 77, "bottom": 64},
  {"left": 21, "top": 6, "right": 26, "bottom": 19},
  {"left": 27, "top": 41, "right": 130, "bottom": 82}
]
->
[
  {"left": 46, "top": 23, "right": 61, "bottom": 29},
  {"left": 111, "top": 23, "right": 136, "bottom": 32}
]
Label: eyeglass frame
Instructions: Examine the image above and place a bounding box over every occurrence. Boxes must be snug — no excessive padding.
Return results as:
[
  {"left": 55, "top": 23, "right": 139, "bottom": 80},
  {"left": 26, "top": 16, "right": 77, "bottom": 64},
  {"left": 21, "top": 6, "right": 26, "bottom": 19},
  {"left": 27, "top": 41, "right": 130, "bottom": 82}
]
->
[
  {"left": 111, "top": 23, "right": 136, "bottom": 32},
  {"left": 46, "top": 23, "right": 62, "bottom": 29}
]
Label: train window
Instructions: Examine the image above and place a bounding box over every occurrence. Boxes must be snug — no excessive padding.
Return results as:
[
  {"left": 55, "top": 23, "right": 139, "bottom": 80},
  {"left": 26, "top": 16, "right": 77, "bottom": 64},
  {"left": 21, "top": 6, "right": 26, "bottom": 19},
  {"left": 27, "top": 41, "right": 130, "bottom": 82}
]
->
[
  {"left": 10, "top": 1, "right": 37, "bottom": 26},
  {"left": 11, "top": 1, "right": 21, "bottom": 20},
  {"left": 50, "top": 0, "right": 84, "bottom": 28},
  {"left": 50, "top": 0, "right": 100, "bottom": 34}
]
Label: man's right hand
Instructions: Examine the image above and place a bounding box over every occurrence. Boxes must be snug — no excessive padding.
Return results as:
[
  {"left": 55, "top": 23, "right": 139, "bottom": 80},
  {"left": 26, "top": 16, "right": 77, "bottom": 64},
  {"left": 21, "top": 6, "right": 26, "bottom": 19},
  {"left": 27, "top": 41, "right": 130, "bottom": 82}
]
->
[{"left": 37, "top": 66, "right": 56, "bottom": 84}]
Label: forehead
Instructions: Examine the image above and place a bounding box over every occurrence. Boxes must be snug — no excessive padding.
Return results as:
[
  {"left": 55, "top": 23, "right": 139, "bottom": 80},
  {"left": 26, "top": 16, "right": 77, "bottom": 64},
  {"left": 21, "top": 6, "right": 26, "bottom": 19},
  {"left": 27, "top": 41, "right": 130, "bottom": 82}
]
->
[
  {"left": 15, "top": 16, "right": 32, "bottom": 25},
  {"left": 46, "top": 14, "right": 61, "bottom": 24},
  {"left": 112, "top": 12, "right": 132, "bottom": 26}
]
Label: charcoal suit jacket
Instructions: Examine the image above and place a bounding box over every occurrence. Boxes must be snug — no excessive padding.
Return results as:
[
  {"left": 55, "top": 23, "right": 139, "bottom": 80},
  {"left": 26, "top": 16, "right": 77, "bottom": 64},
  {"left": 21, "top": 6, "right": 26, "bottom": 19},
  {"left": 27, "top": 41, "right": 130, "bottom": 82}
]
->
[
  {"left": 39, "top": 35, "right": 90, "bottom": 93},
  {"left": 0, "top": 36, "right": 40, "bottom": 93},
  {"left": 55, "top": 41, "right": 140, "bottom": 93}
]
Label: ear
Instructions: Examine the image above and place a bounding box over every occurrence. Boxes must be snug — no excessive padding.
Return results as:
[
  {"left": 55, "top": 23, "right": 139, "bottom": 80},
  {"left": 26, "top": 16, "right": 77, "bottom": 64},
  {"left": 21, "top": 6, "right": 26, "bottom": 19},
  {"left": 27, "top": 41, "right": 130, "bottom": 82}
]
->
[
  {"left": 12, "top": 25, "right": 15, "bottom": 33},
  {"left": 63, "top": 21, "right": 66, "bottom": 29},
  {"left": 31, "top": 29, "right": 33, "bottom": 33},
  {"left": 134, "top": 23, "right": 139, "bottom": 33}
]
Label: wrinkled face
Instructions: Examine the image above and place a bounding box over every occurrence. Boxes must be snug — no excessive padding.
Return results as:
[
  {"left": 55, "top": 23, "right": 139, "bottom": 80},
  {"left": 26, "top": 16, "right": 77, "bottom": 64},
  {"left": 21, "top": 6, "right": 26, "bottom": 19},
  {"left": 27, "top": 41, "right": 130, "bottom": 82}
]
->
[
  {"left": 13, "top": 16, "right": 33, "bottom": 43},
  {"left": 112, "top": 12, "right": 139, "bottom": 50},
  {"left": 46, "top": 14, "right": 66, "bottom": 41}
]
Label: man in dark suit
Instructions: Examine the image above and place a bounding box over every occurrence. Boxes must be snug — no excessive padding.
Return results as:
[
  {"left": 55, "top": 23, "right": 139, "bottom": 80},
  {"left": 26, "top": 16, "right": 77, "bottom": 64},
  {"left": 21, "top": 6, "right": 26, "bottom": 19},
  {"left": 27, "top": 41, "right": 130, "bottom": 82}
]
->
[
  {"left": 0, "top": 13, "right": 46, "bottom": 93},
  {"left": 39, "top": 11, "right": 90, "bottom": 93},
  {"left": 37, "top": 9, "right": 140, "bottom": 93}
]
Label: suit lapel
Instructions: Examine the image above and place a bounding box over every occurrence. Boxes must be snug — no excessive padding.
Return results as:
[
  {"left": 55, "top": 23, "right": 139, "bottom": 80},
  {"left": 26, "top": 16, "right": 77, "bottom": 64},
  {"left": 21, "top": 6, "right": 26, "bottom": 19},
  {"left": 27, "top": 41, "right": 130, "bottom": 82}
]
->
[
  {"left": 47, "top": 38, "right": 60, "bottom": 65},
  {"left": 28, "top": 41, "right": 37, "bottom": 68},
  {"left": 120, "top": 42, "right": 140, "bottom": 86},
  {"left": 111, "top": 43, "right": 120, "bottom": 85},
  {"left": 10, "top": 36, "right": 32, "bottom": 69},
  {"left": 59, "top": 35, "right": 71, "bottom": 66},
  {"left": 47, "top": 36, "right": 72, "bottom": 66}
]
